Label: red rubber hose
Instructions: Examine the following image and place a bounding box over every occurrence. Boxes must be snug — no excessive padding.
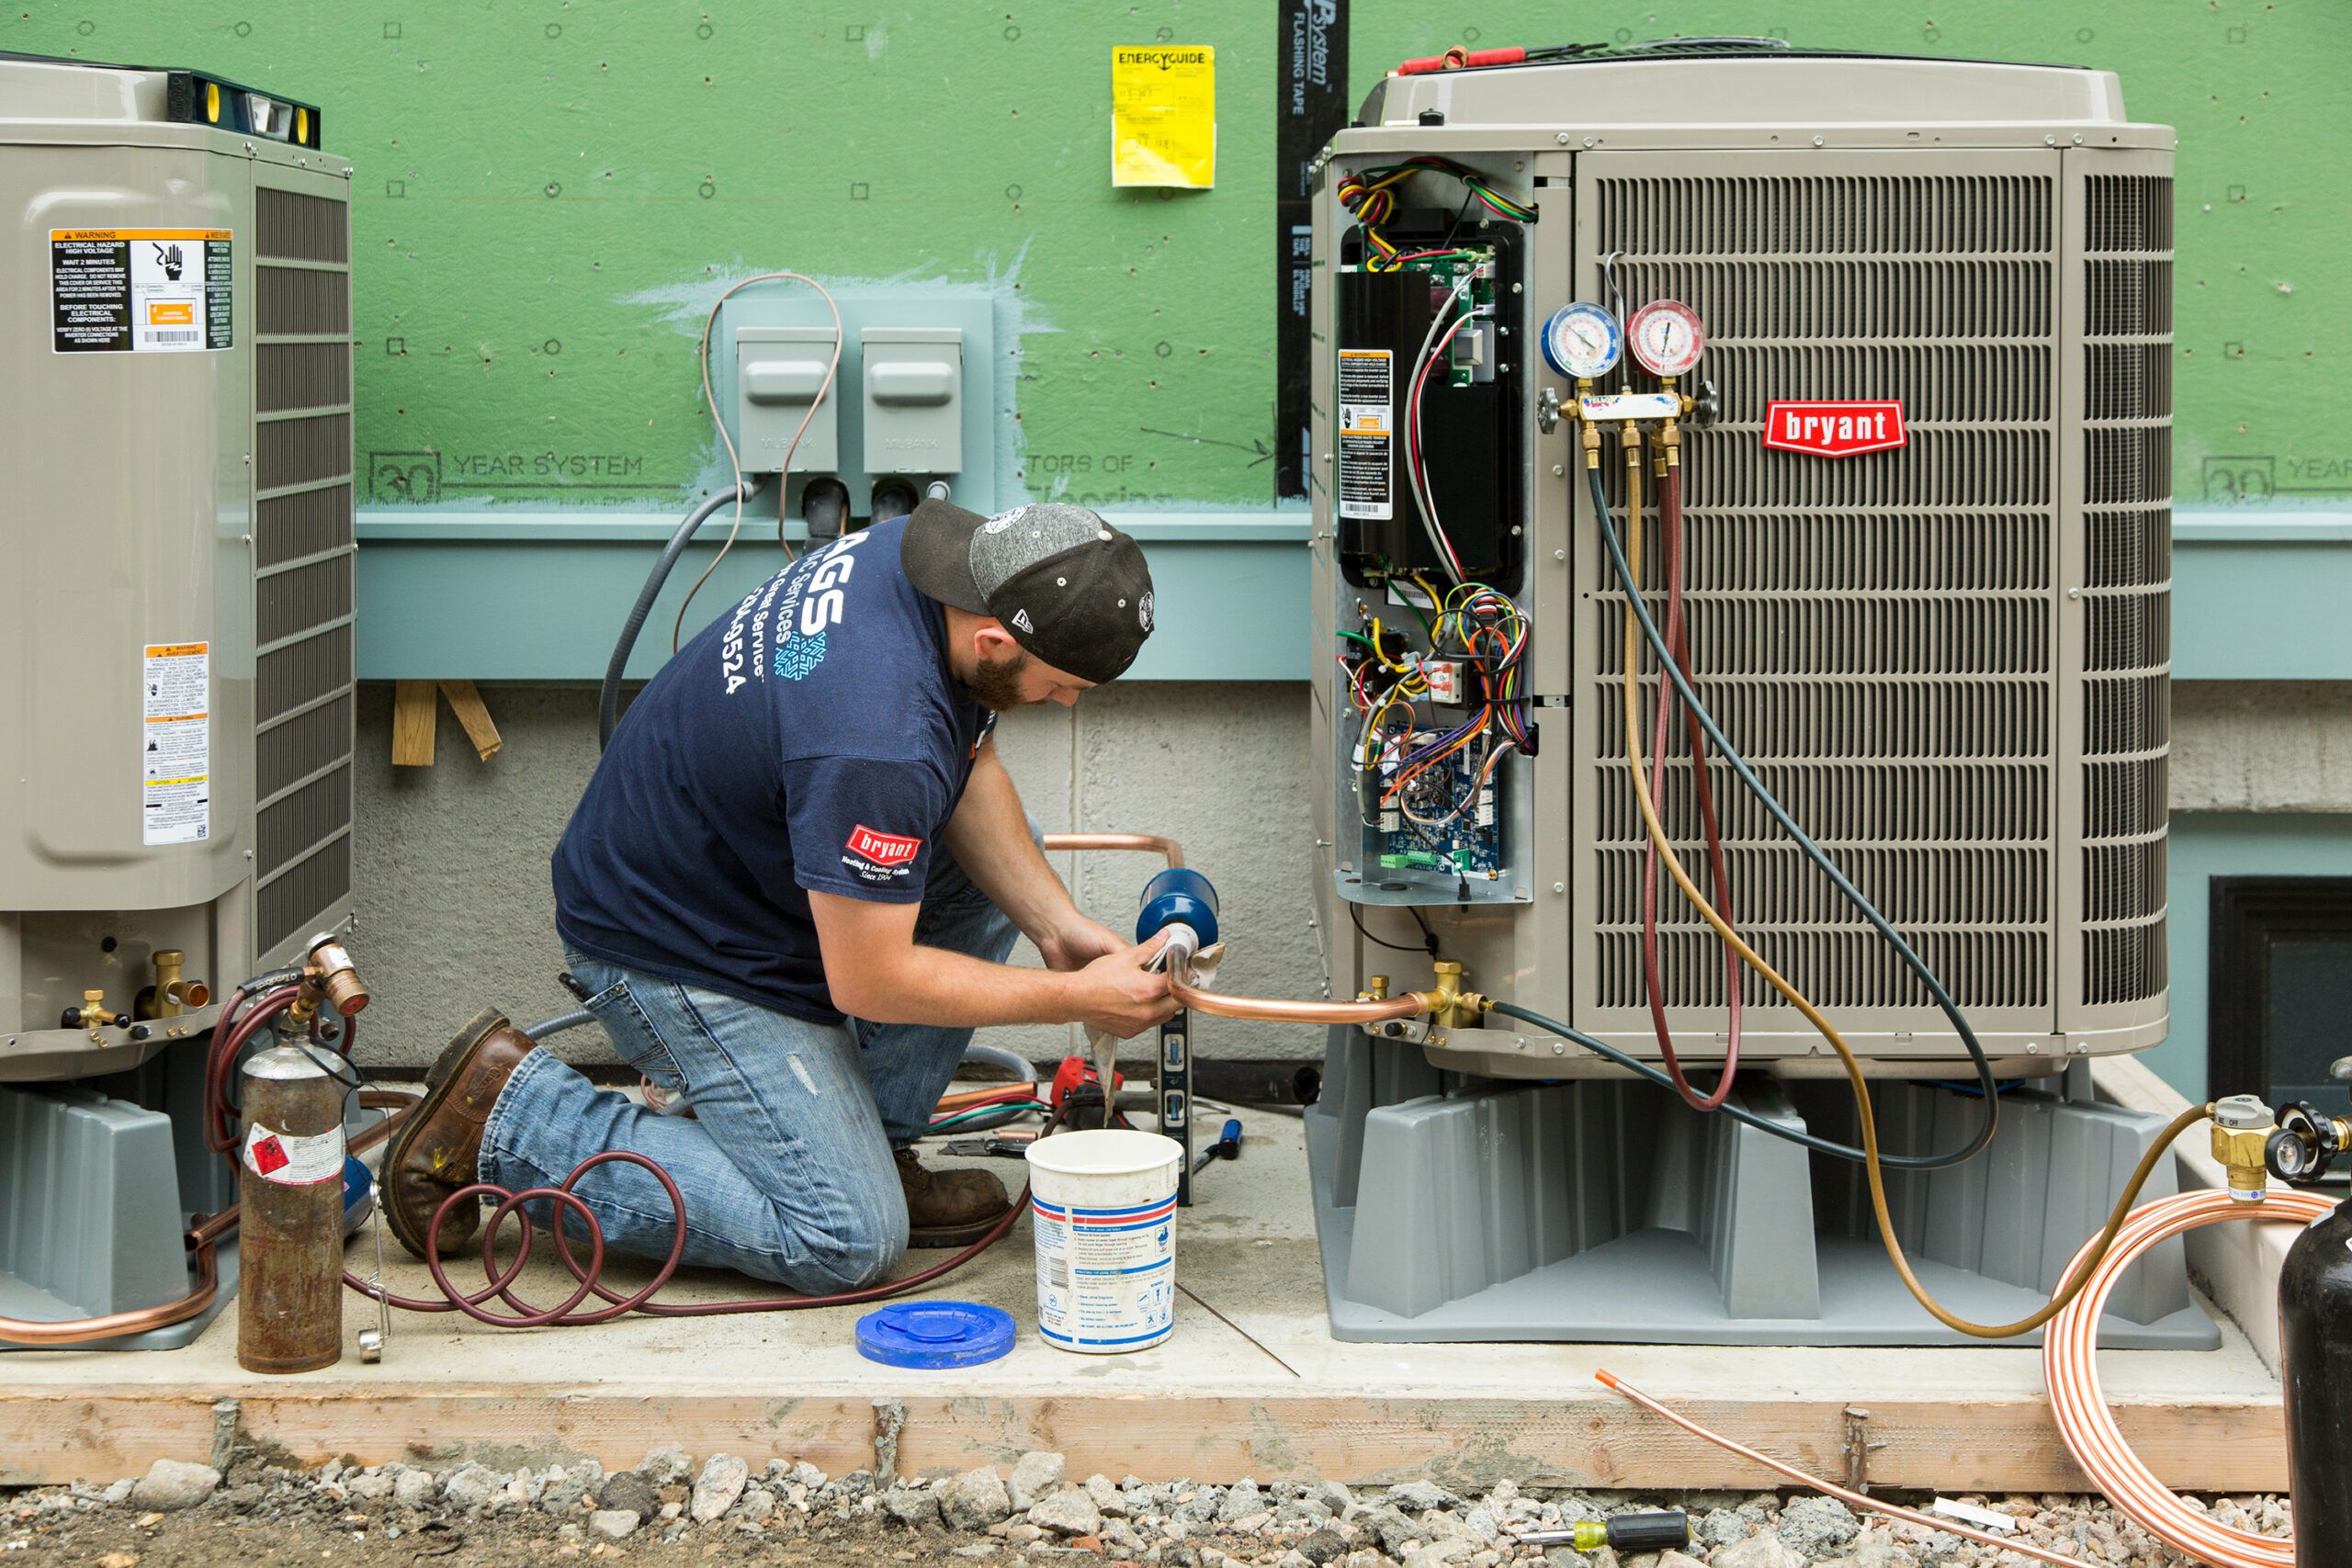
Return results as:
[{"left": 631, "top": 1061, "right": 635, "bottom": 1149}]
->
[{"left": 1639, "top": 463, "right": 1745, "bottom": 1110}]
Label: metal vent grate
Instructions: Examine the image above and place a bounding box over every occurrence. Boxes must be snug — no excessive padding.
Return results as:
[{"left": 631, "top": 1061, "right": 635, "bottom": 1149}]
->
[
  {"left": 256, "top": 555, "right": 353, "bottom": 647},
  {"left": 1592, "top": 170, "right": 2058, "bottom": 1018},
  {"left": 255, "top": 413, "right": 351, "bottom": 491},
  {"left": 2080, "top": 175, "right": 2172, "bottom": 1008},
  {"left": 256, "top": 266, "right": 351, "bottom": 334},
  {"left": 257, "top": 694, "right": 354, "bottom": 801},
  {"left": 256, "top": 482, "right": 354, "bottom": 570},
  {"left": 256, "top": 623, "right": 351, "bottom": 724},
  {"left": 257, "top": 187, "right": 351, "bottom": 264},
  {"left": 257, "top": 343, "right": 351, "bottom": 413},
  {"left": 253, "top": 181, "right": 355, "bottom": 959},
  {"left": 258, "top": 838, "right": 352, "bottom": 952}
]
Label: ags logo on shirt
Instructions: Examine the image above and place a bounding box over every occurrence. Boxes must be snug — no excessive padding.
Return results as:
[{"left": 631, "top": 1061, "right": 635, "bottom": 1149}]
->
[{"left": 844, "top": 825, "right": 922, "bottom": 880}]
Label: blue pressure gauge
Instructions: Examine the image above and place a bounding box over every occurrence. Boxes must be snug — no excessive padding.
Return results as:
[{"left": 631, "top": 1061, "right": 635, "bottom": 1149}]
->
[{"left": 1540, "top": 301, "right": 1623, "bottom": 379}]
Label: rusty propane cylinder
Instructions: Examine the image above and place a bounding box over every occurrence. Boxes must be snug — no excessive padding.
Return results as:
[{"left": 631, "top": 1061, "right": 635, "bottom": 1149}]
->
[{"left": 236, "top": 1044, "right": 345, "bottom": 1373}]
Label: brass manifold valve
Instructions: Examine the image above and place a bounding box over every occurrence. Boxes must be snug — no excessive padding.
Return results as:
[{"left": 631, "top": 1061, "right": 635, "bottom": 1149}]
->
[{"left": 1361, "top": 961, "right": 1491, "bottom": 1032}]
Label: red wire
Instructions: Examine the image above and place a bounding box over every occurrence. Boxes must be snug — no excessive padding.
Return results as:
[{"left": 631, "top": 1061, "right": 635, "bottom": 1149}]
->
[{"left": 1639, "top": 464, "right": 1745, "bottom": 1111}]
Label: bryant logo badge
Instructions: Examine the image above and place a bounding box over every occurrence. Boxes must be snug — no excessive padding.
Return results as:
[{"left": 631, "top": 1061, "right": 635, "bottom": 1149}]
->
[
  {"left": 846, "top": 825, "right": 922, "bottom": 869},
  {"left": 1762, "top": 400, "right": 1907, "bottom": 459}
]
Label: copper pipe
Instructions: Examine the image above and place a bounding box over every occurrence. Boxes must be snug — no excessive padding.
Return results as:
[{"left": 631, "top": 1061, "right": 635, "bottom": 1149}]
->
[
  {"left": 0, "top": 1244, "right": 220, "bottom": 1347},
  {"left": 1170, "top": 980, "right": 1427, "bottom": 1025},
  {"left": 1042, "top": 831, "right": 1184, "bottom": 868},
  {"left": 1044, "top": 833, "right": 1424, "bottom": 1022}
]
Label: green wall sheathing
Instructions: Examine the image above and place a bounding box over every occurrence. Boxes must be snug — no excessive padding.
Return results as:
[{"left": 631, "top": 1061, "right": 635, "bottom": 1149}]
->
[{"left": 12, "top": 2, "right": 2346, "bottom": 507}]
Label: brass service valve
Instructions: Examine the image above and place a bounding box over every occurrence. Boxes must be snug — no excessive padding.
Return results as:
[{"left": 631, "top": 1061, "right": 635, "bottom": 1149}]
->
[
  {"left": 1362, "top": 974, "right": 1390, "bottom": 1002},
  {"left": 2211, "top": 1094, "right": 2278, "bottom": 1202},
  {"left": 1409, "top": 961, "right": 1490, "bottom": 1032},
  {"left": 62, "top": 988, "right": 124, "bottom": 1030},
  {"left": 151, "top": 949, "right": 212, "bottom": 1018}
]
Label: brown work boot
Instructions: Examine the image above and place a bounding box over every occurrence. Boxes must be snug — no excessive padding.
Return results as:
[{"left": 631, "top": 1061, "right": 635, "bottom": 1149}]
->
[
  {"left": 380, "top": 1008, "right": 536, "bottom": 1260},
  {"left": 895, "top": 1146, "right": 1013, "bottom": 1248}
]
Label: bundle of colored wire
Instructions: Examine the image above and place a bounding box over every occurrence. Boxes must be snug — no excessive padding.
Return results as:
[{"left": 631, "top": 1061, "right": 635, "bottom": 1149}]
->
[
  {"left": 2042, "top": 1187, "right": 2327, "bottom": 1568},
  {"left": 1404, "top": 276, "right": 1479, "bottom": 581},
  {"left": 1335, "top": 155, "right": 1538, "bottom": 269}
]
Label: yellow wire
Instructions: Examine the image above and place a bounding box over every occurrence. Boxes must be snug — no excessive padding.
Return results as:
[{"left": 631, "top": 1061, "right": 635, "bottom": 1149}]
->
[{"left": 1609, "top": 424, "right": 2206, "bottom": 1340}]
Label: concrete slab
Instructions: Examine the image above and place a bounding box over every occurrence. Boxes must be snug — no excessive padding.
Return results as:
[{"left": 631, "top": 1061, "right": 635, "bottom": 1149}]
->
[{"left": 0, "top": 1095, "right": 2286, "bottom": 1495}]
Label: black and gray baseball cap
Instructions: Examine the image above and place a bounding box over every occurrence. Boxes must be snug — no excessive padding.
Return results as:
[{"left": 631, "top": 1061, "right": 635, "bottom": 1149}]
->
[{"left": 901, "top": 500, "right": 1156, "bottom": 684}]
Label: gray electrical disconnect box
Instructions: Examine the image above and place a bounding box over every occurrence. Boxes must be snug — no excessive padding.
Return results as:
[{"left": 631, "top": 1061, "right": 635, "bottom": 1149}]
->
[
  {"left": 862, "top": 326, "right": 963, "bottom": 476},
  {"left": 735, "top": 326, "right": 841, "bottom": 473}
]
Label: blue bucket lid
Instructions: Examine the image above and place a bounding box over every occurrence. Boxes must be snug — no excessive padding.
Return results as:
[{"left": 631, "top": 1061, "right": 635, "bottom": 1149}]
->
[{"left": 856, "top": 1301, "right": 1015, "bottom": 1369}]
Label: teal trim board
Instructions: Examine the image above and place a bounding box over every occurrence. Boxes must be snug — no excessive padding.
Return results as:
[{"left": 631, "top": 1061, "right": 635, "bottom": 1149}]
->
[
  {"left": 353, "top": 512, "right": 1310, "bottom": 682},
  {"left": 2152, "top": 811, "right": 2352, "bottom": 1102},
  {"left": 357, "top": 503, "right": 2352, "bottom": 682},
  {"left": 2174, "top": 510, "right": 2352, "bottom": 682}
]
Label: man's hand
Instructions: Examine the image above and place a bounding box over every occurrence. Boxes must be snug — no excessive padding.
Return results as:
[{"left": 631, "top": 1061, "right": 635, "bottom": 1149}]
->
[
  {"left": 1063, "top": 931, "right": 1181, "bottom": 1038},
  {"left": 1036, "top": 914, "right": 1127, "bottom": 974}
]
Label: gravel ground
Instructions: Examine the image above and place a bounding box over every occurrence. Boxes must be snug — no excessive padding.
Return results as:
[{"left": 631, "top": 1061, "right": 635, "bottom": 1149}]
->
[{"left": 2, "top": 1441, "right": 2292, "bottom": 1568}]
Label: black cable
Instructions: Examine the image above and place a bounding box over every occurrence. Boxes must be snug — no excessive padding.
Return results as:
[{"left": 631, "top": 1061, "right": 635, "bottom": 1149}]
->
[
  {"left": 1487, "top": 1001, "right": 1969, "bottom": 1169},
  {"left": 1349, "top": 900, "right": 1438, "bottom": 957},
  {"left": 1584, "top": 462, "right": 2004, "bottom": 1163},
  {"left": 599, "top": 479, "right": 758, "bottom": 751}
]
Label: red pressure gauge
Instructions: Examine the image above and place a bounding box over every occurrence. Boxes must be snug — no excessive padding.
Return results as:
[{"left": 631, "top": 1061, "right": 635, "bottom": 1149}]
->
[{"left": 1626, "top": 299, "right": 1706, "bottom": 378}]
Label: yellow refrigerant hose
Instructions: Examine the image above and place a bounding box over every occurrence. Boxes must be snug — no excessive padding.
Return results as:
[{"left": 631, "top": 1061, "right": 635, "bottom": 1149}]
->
[{"left": 1605, "top": 424, "right": 2210, "bottom": 1339}]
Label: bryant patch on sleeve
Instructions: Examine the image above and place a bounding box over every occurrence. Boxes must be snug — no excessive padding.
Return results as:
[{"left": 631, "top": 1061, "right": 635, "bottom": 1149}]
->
[{"left": 843, "top": 824, "right": 922, "bottom": 881}]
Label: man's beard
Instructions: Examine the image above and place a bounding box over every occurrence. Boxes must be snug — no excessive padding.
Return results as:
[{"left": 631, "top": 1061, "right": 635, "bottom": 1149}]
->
[{"left": 964, "top": 648, "right": 1033, "bottom": 711}]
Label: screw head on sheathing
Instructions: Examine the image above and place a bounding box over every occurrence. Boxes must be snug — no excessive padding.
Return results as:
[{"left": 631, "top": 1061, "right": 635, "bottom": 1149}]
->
[
  {"left": 1552, "top": 882, "right": 1566, "bottom": 894},
  {"left": 1552, "top": 1042, "right": 1566, "bottom": 1055},
  {"left": 1812, "top": 135, "right": 1825, "bottom": 147},
  {"left": 1556, "top": 131, "right": 1573, "bottom": 145}
]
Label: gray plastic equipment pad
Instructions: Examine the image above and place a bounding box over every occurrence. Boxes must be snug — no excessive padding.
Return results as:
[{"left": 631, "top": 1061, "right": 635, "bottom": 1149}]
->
[{"left": 1306, "top": 1029, "right": 2219, "bottom": 1348}]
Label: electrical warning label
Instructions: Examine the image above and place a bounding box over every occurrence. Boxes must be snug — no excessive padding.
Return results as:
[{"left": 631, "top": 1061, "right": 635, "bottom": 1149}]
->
[
  {"left": 1337, "top": 348, "right": 1393, "bottom": 521},
  {"left": 141, "top": 642, "right": 210, "bottom": 846},
  {"left": 51, "top": 229, "right": 233, "bottom": 354}
]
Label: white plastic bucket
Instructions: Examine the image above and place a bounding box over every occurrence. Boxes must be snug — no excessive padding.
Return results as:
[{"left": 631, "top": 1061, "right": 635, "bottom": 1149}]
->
[{"left": 1023, "top": 1129, "right": 1182, "bottom": 1354}]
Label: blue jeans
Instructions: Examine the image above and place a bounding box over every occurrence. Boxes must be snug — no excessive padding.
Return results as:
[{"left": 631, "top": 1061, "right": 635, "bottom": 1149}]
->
[{"left": 478, "top": 844, "right": 1021, "bottom": 1291}]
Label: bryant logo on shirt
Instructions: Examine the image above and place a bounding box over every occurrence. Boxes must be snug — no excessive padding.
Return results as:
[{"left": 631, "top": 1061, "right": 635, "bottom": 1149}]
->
[{"left": 842, "top": 824, "right": 922, "bottom": 882}]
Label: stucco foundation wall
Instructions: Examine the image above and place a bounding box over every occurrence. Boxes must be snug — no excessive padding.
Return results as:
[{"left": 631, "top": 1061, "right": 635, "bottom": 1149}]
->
[
  {"left": 354, "top": 678, "right": 2352, "bottom": 1074},
  {"left": 352, "top": 681, "right": 1323, "bottom": 1072}
]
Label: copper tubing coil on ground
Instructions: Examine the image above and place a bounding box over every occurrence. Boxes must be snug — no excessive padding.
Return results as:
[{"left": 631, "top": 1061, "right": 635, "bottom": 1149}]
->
[{"left": 2042, "top": 1188, "right": 2331, "bottom": 1568}]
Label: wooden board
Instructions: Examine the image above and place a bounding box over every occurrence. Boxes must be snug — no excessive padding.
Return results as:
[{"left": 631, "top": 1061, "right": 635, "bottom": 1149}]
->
[
  {"left": 0, "top": 1382, "right": 2288, "bottom": 1493},
  {"left": 437, "top": 679, "right": 503, "bottom": 762},
  {"left": 390, "top": 679, "right": 437, "bottom": 767}
]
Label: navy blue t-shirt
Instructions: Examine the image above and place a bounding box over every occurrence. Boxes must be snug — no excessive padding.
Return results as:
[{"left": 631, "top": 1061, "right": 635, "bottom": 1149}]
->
[{"left": 553, "top": 516, "right": 996, "bottom": 1023}]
